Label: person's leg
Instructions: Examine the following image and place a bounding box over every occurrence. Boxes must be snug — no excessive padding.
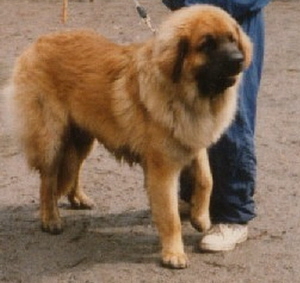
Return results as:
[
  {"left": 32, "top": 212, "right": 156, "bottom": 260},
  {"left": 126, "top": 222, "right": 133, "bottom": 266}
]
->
[
  {"left": 200, "top": 11, "right": 266, "bottom": 251},
  {"left": 208, "top": 10, "right": 265, "bottom": 225},
  {"left": 180, "top": 75, "right": 258, "bottom": 224},
  {"left": 180, "top": 85, "right": 257, "bottom": 251},
  {"left": 180, "top": 10, "right": 266, "bottom": 251},
  {"left": 208, "top": 102, "right": 257, "bottom": 225}
]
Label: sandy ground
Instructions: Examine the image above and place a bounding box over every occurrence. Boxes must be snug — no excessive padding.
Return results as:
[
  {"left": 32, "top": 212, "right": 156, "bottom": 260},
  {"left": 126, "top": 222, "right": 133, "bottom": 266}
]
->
[{"left": 0, "top": 0, "right": 299, "bottom": 282}]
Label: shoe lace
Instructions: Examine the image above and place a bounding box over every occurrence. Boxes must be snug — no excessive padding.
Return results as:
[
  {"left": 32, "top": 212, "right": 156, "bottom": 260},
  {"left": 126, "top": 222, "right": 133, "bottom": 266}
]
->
[{"left": 206, "top": 224, "right": 244, "bottom": 237}]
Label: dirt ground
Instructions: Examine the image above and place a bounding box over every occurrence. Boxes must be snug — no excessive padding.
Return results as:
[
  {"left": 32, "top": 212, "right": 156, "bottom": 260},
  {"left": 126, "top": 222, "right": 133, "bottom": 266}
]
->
[{"left": 0, "top": 0, "right": 299, "bottom": 282}]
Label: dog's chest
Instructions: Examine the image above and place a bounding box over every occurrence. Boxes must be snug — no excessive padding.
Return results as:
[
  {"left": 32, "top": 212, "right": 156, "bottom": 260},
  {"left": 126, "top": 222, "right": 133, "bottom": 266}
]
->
[{"left": 170, "top": 91, "right": 237, "bottom": 150}]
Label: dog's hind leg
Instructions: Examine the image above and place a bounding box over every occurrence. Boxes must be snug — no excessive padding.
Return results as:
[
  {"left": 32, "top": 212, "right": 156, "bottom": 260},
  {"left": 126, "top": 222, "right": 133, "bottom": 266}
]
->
[
  {"left": 36, "top": 126, "right": 68, "bottom": 234},
  {"left": 26, "top": 122, "right": 67, "bottom": 234},
  {"left": 11, "top": 90, "right": 67, "bottom": 234},
  {"left": 40, "top": 165, "right": 63, "bottom": 234},
  {"left": 57, "top": 125, "right": 95, "bottom": 209}
]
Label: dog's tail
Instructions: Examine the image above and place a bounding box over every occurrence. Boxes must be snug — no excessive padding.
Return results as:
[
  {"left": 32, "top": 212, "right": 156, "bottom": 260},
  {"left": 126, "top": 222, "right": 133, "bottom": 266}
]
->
[
  {"left": 3, "top": 69, "right": 67, "bottom": 172},
  {"left": 1, "top": 82, "right": 21, "bottom": 156}
]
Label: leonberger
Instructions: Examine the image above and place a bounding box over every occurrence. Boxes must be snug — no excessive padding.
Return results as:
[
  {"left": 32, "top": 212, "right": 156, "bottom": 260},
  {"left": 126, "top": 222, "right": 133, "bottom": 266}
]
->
[{"left": 6, "top": 5, "right": 252, "bottom": 268}]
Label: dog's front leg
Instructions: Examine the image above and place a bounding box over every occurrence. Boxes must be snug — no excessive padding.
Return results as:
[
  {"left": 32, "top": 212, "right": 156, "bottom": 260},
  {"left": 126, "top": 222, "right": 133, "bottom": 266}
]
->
[
  {"left": 190, "top": 149, "right": 212, "bottom": 232},
  {"left": 144, "top": 156, "right": 188, "bottom": 269}
]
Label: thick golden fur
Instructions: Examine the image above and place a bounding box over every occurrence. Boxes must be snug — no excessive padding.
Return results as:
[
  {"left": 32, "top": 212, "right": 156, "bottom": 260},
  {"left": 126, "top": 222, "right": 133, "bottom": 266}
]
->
[{"left": 7, "top": 5, "right": 252, "bottom": 268}]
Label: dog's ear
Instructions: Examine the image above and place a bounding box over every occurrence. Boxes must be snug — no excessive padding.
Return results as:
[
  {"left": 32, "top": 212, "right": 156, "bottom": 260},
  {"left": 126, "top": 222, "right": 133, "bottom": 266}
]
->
[
  {"left": 172, "top": 37, "right": 189, "bottom": 83},
  {"left": 236, "top": 25, "right": 253, "bottom": 68}
]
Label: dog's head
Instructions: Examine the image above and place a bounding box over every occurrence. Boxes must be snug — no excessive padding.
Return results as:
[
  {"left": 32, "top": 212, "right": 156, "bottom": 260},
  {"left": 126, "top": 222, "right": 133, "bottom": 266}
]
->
[{"left": 154, "top": 5, "right": 252, "bottom": 97}]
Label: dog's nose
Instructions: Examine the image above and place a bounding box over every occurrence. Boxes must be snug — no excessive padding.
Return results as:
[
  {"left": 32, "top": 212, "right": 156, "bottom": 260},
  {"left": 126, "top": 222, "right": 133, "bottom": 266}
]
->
[
  {"left": 225, "top": 51, "right": 244, "bottom": 75},
  {"left": 229, "top": 51, "right": 244, "bottom": 65}
]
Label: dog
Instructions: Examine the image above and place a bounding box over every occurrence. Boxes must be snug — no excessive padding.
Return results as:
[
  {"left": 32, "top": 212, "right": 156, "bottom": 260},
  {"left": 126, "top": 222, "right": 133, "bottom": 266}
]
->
[{"left": 6, "top": 5, "right": 252, "bottom": 268}]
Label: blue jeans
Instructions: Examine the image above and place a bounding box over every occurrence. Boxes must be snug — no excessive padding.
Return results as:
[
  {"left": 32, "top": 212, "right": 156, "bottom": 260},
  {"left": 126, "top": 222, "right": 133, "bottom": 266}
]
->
[{"left": 180, "top": 9, "right": 266, "bottom": 224}]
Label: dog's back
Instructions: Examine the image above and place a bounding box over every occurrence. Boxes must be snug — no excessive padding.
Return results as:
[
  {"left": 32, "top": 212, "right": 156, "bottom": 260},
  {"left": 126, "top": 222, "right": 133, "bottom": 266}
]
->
[{"left": 8, "top": 30, "right": 141, "bottom": 172}]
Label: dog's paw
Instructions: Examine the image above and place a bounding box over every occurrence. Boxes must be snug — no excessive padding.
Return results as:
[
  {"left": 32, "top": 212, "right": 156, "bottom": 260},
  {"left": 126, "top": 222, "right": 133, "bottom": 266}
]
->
[
  {"left": 68, "top": 192, "right": 95, "bottom": 210},
  {"left": 41, "top": 219, "right": 63, "bottom": 235},
  {"left": 161, "top": 252, "right": 189, "bottom": 269},
  {"left": 190, "top": 213, "right": 211, "bottom": 232}
]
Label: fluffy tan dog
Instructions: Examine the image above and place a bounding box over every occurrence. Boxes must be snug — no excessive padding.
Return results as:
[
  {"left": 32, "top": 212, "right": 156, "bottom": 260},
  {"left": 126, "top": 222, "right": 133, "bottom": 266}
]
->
[{"left": 6, "top": 5, "right": 252, "bottom": 268}]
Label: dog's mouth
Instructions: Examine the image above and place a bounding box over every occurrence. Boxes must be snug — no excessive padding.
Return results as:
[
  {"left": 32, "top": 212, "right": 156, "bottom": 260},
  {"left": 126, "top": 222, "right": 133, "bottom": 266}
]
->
[
  {"left": 218, "top": 75, "right": 237, "bottom": 88},
  {"left": 196, "top": 56, "right": 244, "bottom": 97},
  {"left": 197, "top": 73, "right": 238, "bottom": 97},
  {"left": 195, "top": 43, "right": 245, "bottom": 98}
]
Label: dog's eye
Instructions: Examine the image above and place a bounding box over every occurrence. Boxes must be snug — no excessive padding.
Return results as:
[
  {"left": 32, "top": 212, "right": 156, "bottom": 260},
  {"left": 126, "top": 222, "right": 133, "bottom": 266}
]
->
[
  {"left": 197, "top": 34, "right": 217, "bottom": 53},
  {"left": 227, "top": 33, "right": 236, "bottom": 43}
]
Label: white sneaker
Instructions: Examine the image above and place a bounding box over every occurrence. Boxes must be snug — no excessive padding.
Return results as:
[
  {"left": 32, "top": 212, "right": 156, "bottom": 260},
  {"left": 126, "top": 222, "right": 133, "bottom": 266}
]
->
[{"left": 199, "top": 224, "right": 248, "bottom": 252}]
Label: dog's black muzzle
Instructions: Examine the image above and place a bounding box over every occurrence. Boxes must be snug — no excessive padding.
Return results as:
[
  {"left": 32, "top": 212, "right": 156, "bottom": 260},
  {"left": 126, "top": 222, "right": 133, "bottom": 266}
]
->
[
  {"left": 196, "top": 42, "right": 245, "bottom": 98},
  {"left": 222, "top": 48, "right": 244, "bottom": 76}
]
